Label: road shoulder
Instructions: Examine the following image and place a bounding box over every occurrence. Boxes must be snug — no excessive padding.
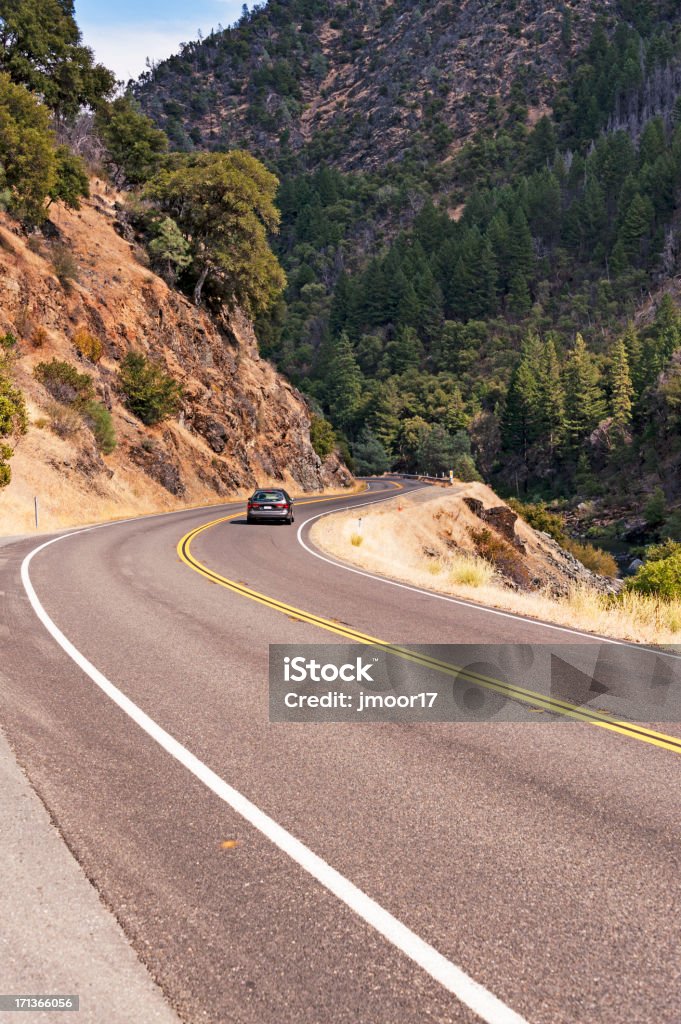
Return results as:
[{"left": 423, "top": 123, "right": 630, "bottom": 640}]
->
[{"left": 0, "top": 723, "right": 183, "bottom": 1024}]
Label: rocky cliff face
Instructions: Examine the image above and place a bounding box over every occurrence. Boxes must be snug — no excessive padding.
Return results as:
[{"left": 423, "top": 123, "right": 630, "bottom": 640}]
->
[{"left": 0, "top": 181, "right": 351, "bottom": 532}]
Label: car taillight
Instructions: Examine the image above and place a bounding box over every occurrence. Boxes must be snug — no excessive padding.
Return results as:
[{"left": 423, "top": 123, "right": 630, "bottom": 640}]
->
[
  {"left": 275, "top": 502, "right": 288, "bottom": 508},
  {"left": 247, "top": 502, "right": 254, "bottom": 509}
]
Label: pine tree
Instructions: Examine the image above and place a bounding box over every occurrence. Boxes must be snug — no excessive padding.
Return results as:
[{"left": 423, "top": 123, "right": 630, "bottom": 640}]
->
[
  {"left": 508, "top": 206, "right": 534, "bottom": 280},
  {"left": 617, "top": 193, "right": 654, "bottom": 264},
  {"left": 563, "top": 333, "right": 606, "bottom": 453},
  {"left": 479, "top": 235, "right": 499, "bottom": 315},
  {"left": 385, "top": 326, "right": 422, "bottom": 374},
  {"left": 508, "top": 270, "right": 531, "bottom": 316},
  {"left": 536, "top": 337, "right": 566, "bottom": 456},
  {"left": 324, "top": 332, "right": 364, "bottom": 434},
  {"left": 622, "top": 321, "right": 645, "bottom": 397},
  {"left": 502, "top": 333, "right": 543, "bottom": 462},
  {"left": 149, "top": 218, "right": 192, "bottom": 279},
  {"left": 366, "top": 378, "right": 402, "bottom": 455},
  {"left": 653, "top": 294, "right": 681, "bottom": 363},
  {"left": 351, "top": 429, "right": 390, "bottom": 475},
  {"left": 609, "top": 338, "right": 634, "bottom": 434}
]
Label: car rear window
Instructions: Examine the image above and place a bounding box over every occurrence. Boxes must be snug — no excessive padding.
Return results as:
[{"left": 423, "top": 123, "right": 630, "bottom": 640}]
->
[{"left": 254, "top": 491, "right": 285, "bottom": 501}]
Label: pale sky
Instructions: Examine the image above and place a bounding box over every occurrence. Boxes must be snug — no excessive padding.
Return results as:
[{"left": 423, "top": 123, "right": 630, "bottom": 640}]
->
[{"left": 75, "top": 1, "right": 251, "bottom": 84}]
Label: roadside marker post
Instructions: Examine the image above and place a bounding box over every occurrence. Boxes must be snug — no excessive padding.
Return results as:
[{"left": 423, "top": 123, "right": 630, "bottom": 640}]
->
[{"left": 34, "top": 496, "right": 39, "bottom": 530}]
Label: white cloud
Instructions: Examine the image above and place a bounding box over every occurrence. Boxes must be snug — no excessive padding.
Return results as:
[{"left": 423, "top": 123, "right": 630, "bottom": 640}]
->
[{"left": 83, "top": 22, "right": 209, "bottom": 83}]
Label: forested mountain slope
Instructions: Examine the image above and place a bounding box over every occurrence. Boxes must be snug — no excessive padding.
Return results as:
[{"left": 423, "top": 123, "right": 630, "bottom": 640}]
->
[
  {"left": 136, "top": 0, "right": 616, "bottom": 170},
  {"left": 136, "top": 1, "right": 681, "bottom": 541}
]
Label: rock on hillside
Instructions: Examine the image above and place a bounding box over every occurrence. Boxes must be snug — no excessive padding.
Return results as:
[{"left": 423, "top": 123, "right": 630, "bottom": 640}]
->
[{"left": 0, "top": 181, "right": 351, "bottom": 533}]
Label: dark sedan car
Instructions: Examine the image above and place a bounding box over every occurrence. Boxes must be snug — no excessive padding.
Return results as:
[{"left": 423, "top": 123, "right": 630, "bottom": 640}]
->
[{"left": 246, "top": 488, "right": 295, "bottom": 525}]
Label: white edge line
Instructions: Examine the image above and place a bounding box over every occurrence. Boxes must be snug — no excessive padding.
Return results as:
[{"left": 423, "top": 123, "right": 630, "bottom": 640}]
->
[
  {"left": 20, "top": 530, "right": 528, "bottom": 1024},
  {"left": 297, "top": 494, "right": 681, "bottom": 662}
]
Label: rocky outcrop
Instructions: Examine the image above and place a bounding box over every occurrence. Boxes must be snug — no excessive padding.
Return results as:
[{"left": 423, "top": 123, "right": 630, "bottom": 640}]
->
[
  {"left": 437, "top": 482, "right": 620, "bottom": 597},
  {"left": 462, "top": 497, "right": 526, "bottom": 552},
  {"left": 0, "top": 182, "right": 351, "bottom": 531}
]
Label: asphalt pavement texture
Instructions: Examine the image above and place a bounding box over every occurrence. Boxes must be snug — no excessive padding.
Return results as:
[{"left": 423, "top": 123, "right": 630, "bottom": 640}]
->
[{"left": 1, "top": 480, "right": 681, "bottom": 1023}]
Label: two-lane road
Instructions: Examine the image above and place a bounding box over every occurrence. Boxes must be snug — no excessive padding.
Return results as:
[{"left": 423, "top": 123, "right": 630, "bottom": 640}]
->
[{"left": 2, "top": 480, "right": 681, "bottom": 1023}]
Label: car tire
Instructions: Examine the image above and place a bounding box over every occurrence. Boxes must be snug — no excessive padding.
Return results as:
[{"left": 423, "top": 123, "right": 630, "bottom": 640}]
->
[{"left": 247, "top": 516, "right": 254, "bottom": 524}]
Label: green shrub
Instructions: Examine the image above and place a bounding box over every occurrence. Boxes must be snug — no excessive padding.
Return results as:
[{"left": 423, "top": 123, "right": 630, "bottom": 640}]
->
[
  {"left": 451, "top": 453, "right": 482, "bottom": 482},
  {"left": 646, "top": 539, "right": 681, "bottom": 563},
  {"left": 563, "top": 538, "right": 618, "bottom": 578},
  {"left": 117, "top": 351, "right": 182, "bottom": 425},
  {"left": 310, "top": 414, "right": 336, "bottom": 459},
  {"left": 644, "top": 487, "right": 667, "bottom": 528},
  {"left": 34, "top": 359, "right": 94, "bottom": 406},
  {"left": 0, "top": 331, "right": 18, "bottom": 353},
  {"left": 508, "top": 499, "right": 567, "bottom": 543},
  {"left": 82, "top": 400, "right": 116, "bottom": 454},
  {"left": 624, "top": 551, "right": 681, "bottom": 600},
  {"left": 0, "top": 352, "right": 28, "bottom": 487},
  {"left": 49, "top": 146, "right": 89, "bottom": 210}
]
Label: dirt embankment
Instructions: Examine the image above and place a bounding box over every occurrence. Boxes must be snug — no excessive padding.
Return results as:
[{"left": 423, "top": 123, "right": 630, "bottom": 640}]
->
[
  {"left": 0, "top": 182, "right": 352, "bottom": 534},
  {"left": 313, "top": 482, "right": 616, "bottom": 596},
  {"left": 310, "top": 483, "right": 681, "bottom": 644}
]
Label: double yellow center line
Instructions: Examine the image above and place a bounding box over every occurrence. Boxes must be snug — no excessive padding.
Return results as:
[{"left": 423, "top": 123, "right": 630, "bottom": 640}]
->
[{"left": 177, "top": 496, "right": 681, "bottom": 756}]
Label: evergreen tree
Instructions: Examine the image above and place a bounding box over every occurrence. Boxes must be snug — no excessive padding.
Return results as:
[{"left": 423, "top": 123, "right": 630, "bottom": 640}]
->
[
  {"left": 0, "top": 73, "right": 55, "bottom": 223},
  {"left": 0, "top": 0, "right": 115, "bottom": 118},
  {"left": 502, "top": 333, "right": 543, "bottom": 461},
  {"left": 652, "top": 294, "right": 681, "bottom": 363},
  {"left": 416, "top": 424, "right": 470, "bottom": 476},
  {"left": 366, "top": 377, "right": 401, "bottom": 455},
  {"left": 563, "top": 333, "right": 606, "bottom": 452},
  {"left": 609, "top": 338, "right": 634, "bottom": 433},
  {"left": 145, "top": 150, "right": 285, "bottom": 312},
  {"left": 351, "top": 429, "right": 390, "bottom": 475},
  {"left": 96, "top": 96, "right": 168, "bottom": 186},
  {"left": 508, "top": 206, "right": 534, "bottom": 280},
  {"left": 385, "top": 326, "right": 422, "bottom": 374},
  {"left": 622, "top": 321, "right": 645, "bottom": 397},
  {"left": 148, "top": 217, "right": 192, "bottom": 280},
  {"left": 617, "top": 193, "right": 654, "bottom": 264},
  {"left": 536, "top": 337, "right": 566, "bottom": 456},
  {"left": 48, "top": 145, "right": 89, "bottom": 209},
  {"left": 324, "top": 332, "right": 364, "bottom": 434}
]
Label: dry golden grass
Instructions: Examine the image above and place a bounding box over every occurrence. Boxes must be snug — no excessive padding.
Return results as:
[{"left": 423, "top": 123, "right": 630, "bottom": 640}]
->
[
  {"left": 448, "top": 553, "right": 495, "bottom": 587},
  {"left": 311, "top": 495, "right": 681, "bottom": 646}
]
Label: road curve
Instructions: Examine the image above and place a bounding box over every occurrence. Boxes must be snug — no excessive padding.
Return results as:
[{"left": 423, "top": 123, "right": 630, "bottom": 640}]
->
[{"left": 1, "top": 479, "right": 681, "bottom": 1024}]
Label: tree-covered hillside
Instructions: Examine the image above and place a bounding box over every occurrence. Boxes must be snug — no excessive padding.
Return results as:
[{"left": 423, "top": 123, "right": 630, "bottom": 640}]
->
[
  {"left": 135, "top": 0, "right": 617, "bottom": 170},
  {"left": 138, "top": 1, "right": 681, "bottom": 533}
]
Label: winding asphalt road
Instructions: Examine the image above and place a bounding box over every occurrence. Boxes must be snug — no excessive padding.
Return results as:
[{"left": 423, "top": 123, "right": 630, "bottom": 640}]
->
[{"left": 2, "top": 479, "right": 681, "bottom": 1024}]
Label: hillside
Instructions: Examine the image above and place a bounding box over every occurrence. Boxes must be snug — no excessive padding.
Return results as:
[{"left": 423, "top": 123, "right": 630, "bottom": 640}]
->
[
  {"left": 311, "top": 484, "right": 681, "bottom": 644},
  {"left": 132, "top": 0, "right": 681, "bottom": 544},
  {"left": 0, "top": 181, "right": 351, "bottom": 533},
  {"left": 135, "top": 0, "right": 615, "bottom": 171}
]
